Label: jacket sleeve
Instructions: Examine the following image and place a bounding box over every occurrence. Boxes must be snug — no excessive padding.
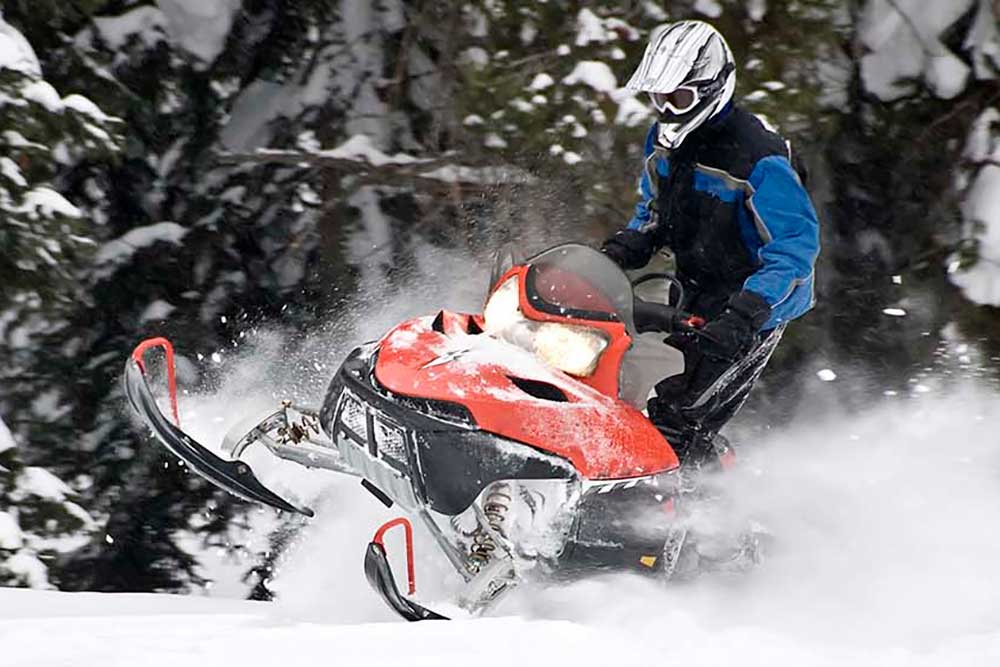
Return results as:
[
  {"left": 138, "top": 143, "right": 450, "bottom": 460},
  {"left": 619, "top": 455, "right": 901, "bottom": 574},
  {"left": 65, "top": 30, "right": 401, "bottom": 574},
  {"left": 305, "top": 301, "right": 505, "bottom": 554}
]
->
[
  {"left": 626, "top": 123, "right": 659, "bottom": 233},
  {"left": 742, "top": 155, "right": 820, "bottom": 324},
  {"left": 602, "top": 123, "right": 664, "bottom": 270}
]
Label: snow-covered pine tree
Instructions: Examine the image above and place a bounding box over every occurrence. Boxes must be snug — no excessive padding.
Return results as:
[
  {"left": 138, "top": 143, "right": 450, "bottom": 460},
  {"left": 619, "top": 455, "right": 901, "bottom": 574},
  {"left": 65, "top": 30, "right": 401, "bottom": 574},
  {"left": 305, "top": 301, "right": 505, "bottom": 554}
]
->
[
  {"left": 952, "top": 107, "right": 1000, "bottom": 307},
  {"left": 0, "top": 11, "right": 120, "bottom": 326},
  {"left": 0, "top": 12, "right": 119, "bottom": 588},
  {"left": 0, "top": 416, "right": 96, "bottom": 588},
  {"left": 819, "top": 0, "right": 1000, "bottom": 401}
]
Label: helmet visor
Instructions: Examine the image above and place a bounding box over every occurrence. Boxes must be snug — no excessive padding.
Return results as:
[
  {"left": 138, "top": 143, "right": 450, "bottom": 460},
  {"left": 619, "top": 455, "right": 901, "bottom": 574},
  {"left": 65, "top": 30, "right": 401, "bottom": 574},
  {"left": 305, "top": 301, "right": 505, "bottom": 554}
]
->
[{"left": 649, "top": 86, "right": 699, "bottom": 115}]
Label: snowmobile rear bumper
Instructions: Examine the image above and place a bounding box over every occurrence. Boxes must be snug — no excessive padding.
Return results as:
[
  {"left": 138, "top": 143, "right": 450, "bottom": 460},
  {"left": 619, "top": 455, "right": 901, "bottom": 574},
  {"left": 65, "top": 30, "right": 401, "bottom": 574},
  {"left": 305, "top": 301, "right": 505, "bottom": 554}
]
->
[{"left": 123, "top": 340, "right": 313, "bottom": 517}]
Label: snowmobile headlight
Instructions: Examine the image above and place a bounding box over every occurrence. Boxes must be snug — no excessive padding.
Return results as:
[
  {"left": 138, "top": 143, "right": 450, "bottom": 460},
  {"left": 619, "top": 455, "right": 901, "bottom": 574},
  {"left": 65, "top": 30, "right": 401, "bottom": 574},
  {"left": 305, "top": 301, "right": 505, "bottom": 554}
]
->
[
  {"left": 532, "top": 322, "right": 609, "bottom": 377},
  {"left": 484, "top": 276, "right": 609, "bottom": 377}
]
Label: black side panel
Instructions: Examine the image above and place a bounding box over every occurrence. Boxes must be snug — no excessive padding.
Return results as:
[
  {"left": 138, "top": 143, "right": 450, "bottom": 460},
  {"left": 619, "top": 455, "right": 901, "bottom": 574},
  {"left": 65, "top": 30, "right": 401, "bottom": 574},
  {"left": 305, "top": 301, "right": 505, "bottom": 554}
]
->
[
  {"left": 320, "top": 345, "right": 575, "bottom": 516},
  {"left": 558, "top": 485, "right": 674, "bottom": 574},
  {"left": 363, "top": 543, "right": 448, "bottom": 622},
  {"left": 415, "top": 432, "right": 573, "bottom": 515}
]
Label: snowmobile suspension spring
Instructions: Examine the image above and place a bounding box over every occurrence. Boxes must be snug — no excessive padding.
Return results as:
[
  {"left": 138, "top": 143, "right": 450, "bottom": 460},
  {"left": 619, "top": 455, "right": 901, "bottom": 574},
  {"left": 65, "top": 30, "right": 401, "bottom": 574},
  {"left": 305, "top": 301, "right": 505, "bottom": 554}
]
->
[
  {"left": 483, "top": 484, "right": 512, "bottom": 534},
  {"left": 469, "top": 531, "right": 496, "bottom": 566},
  {"left": 468, "top": 483, "right": 512, "bottom": 567}
]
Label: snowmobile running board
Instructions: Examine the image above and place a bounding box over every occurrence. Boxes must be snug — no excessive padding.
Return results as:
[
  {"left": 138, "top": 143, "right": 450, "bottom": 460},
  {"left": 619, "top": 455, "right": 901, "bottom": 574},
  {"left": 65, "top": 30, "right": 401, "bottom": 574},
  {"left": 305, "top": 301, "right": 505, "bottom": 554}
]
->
[
  {"left": 363, "top": 518, "right": 448, "bottom": 622},
  {"left": 123, "top": 337, "right": 314, "bottom": 517}
]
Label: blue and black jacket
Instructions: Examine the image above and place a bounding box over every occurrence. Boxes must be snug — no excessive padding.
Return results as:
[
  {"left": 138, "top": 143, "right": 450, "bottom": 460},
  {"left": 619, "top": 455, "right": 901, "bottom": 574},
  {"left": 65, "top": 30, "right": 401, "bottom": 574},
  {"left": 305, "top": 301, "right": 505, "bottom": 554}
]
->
[{"left": 605, "top": 106, "right": 820, "bottom": 331}]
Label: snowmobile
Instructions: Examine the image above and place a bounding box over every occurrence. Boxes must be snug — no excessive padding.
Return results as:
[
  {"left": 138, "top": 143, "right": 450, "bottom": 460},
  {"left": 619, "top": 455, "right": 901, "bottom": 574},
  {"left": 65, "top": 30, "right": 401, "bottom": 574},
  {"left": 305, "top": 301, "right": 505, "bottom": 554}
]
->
[{"left": 124, "top": 243, "right": 781, "bottom": 621}]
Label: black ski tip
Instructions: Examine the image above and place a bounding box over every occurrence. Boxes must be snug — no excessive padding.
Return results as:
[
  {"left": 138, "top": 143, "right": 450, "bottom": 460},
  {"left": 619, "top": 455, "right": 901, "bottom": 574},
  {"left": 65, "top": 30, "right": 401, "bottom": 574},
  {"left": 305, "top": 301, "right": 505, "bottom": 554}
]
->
[{"left": 363, "top": 542, "right": 448, "bottom": 622}]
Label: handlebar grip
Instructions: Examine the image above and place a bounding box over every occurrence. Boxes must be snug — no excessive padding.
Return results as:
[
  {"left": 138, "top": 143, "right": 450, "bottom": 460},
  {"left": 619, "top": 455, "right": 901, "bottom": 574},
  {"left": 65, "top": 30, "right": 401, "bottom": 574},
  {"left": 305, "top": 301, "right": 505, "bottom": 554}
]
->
[{"left": 633, "top": 299, "right": 698, "bottom": 334}]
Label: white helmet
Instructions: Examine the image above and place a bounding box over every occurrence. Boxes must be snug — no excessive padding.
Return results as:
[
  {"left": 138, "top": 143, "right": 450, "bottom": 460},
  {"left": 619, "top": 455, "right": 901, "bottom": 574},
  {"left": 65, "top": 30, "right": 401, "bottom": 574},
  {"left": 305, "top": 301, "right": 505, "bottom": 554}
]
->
[{"left": 625, "top": 21, "right": 736, "bottom": 150}]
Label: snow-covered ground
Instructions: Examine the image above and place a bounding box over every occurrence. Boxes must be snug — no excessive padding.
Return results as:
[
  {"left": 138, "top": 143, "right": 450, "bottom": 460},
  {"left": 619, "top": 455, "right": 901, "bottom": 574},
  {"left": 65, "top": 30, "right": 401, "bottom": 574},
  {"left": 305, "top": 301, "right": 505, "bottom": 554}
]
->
[{"left": 0, "top": 589, "right": 668, "bottom": 667}]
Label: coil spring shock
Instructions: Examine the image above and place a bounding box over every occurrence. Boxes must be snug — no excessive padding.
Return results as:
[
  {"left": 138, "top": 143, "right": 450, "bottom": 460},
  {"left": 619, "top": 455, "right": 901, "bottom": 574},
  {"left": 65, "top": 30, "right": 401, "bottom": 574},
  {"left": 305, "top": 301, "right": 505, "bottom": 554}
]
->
[{"left": 467, "top": 482, "right": 513, "bottom": 568}]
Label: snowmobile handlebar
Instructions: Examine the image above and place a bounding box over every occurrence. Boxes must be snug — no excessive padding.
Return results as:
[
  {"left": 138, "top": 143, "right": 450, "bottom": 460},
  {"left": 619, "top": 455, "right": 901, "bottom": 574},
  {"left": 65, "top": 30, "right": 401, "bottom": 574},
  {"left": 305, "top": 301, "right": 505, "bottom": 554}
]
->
[
  {"left": 630, "top": 273, "right": 705, "bottom": 334},
  {"left": 632, "top": 298, "right": 705, "bottom": 335},
  {"left": 631, "top": 272, "right": 686, "bottom": 307}
]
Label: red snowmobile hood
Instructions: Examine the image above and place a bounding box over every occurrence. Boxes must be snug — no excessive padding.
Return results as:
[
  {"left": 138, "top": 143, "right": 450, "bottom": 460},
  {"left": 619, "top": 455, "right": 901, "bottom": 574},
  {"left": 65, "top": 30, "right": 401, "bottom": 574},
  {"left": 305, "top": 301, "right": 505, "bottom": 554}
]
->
[{"left": 373, "top": 313, "right": 678, "bottom": 480}]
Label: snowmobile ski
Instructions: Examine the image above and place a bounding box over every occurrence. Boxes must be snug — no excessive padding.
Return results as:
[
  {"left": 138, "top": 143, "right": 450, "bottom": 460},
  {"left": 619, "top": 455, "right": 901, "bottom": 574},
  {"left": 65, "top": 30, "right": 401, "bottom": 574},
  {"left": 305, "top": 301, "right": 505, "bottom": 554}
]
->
[
  {"left": 363, "top": 518, "right": 448, "bottom": 621},
  {"left": 124, "top": 338, "right": 313, "bottom": 517}
]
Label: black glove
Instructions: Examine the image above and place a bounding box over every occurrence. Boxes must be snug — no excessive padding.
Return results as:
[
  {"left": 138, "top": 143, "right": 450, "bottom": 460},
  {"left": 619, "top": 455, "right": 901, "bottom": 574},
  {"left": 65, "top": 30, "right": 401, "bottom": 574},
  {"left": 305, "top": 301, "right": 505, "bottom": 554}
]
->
[
  {"left": 698, "top": 290, "right": 771, "bottom": 362},
  {"left": 601, "top": 229, "right": 653, "bottom": 270},
  {"left": 601, "top": 241, "right": 629, "bottom": 268}
]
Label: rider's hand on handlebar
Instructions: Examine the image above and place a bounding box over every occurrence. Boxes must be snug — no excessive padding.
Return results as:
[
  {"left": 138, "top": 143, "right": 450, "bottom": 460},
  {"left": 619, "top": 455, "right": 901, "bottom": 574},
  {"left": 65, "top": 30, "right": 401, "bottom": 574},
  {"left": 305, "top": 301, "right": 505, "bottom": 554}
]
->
[{"left": 696, "top": 290, "right": 771, "bottom": 362}]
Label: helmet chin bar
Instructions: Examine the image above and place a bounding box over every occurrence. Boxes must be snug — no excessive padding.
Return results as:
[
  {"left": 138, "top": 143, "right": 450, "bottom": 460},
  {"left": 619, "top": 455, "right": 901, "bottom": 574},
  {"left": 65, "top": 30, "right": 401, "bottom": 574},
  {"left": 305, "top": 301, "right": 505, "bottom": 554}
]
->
[{"left": 656, "top": 101, "right": 718, "bottom": 149}]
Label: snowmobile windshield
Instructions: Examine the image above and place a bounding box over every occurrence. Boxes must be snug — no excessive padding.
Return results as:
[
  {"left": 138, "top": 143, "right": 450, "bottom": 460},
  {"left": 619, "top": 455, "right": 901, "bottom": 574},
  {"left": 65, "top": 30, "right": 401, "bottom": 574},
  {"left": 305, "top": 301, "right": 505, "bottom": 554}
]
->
[{"left": 524, "top": 244, "right": 635, "bottom": 332}]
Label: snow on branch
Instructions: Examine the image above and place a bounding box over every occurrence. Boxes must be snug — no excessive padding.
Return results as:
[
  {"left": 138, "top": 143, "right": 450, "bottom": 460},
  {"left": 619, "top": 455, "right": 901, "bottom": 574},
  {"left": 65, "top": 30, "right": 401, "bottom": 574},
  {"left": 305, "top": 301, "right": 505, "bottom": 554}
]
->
[
  {"left": 0, "top": 416, "right": 15, "bottom": 455},
  {"left": 217, "top": 134, "right": 536, "bottom": 193},
  {"left": 859, "top": 0, "right": 998, "bottom": 100}
]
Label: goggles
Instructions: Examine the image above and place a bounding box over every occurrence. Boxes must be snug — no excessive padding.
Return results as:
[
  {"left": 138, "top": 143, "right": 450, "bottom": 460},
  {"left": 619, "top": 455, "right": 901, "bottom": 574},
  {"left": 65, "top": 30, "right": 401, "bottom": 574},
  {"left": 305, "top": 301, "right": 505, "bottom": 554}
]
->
[{"left": 648, "top": 85, "right": 700, "bottom": 115}]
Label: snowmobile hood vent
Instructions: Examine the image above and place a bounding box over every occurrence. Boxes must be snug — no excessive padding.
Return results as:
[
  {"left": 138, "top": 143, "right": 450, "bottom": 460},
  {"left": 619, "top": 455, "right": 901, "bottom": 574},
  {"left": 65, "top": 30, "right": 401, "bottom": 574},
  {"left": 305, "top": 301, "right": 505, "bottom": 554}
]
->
[
  {"left": 507, "top": 376, "right": 569, "bottom": 402},
  {"left": 432, "top": 311, "right": 446, "bottom": 333}
]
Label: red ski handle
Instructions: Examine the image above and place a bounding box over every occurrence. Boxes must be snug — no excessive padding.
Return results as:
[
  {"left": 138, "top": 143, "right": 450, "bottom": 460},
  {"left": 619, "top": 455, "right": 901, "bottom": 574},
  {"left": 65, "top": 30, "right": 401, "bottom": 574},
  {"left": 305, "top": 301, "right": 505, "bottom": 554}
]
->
[
  {"left": 372, "top": 517, "right": 416, "bottom": 595},
  {"left": 131, "top": 337, "right": 180, "bottom": 426}
]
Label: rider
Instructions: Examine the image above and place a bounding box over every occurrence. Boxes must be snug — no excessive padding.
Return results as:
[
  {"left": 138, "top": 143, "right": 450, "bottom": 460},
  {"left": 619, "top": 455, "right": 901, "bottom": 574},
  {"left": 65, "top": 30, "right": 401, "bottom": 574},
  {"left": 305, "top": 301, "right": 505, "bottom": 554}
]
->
[{"left": 601, "top": 20, "right": 820, "bottom": 465}]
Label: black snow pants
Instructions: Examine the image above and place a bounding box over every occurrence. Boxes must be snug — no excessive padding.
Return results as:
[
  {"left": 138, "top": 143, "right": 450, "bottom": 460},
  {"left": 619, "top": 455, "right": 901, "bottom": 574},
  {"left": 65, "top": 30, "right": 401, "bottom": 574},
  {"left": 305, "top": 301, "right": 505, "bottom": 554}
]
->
[{"left": 646, "top": 326, "right": 783, "bottom": 465}]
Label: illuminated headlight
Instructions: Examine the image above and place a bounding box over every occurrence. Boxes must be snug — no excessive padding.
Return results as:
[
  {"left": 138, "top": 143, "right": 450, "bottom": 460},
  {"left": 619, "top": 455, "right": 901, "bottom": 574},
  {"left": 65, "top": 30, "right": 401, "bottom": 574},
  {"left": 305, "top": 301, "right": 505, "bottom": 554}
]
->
[
  {"left": 373, "top": 416, "right": 407, "bottom": 463},
  {"left": 533, "top": 322, "right": 608, "bottom": 377},
  {"left": 484, "top": 276, "right": 609, "bottom": 377},
  {"left": 338, "top": 394, "right": 367, "bottom": 439}
]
